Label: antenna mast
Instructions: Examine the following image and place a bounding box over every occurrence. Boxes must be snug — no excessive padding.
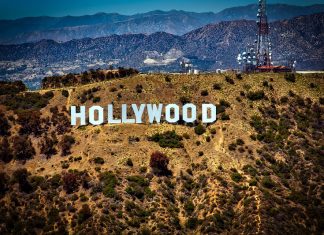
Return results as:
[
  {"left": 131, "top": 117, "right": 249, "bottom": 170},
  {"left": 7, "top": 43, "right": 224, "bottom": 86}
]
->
[{"left": 256, "top": 0, "right": 271, "bottom": 67}]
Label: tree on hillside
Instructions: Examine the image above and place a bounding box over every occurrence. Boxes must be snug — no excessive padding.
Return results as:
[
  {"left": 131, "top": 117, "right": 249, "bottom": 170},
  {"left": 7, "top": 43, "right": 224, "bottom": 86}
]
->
[
  {"left": 12, "top": 136, "right": 35, "bottom": 161},
  {"left": 0, "top": 137, "right": 13, "bottom": 163},
  {"left": 150, "top": 151, "right": 172, "bottom": 176}
]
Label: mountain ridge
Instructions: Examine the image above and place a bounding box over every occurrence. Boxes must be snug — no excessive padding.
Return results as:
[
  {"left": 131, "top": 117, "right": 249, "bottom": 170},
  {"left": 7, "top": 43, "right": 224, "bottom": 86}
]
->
[
  {"left": 0, "top": 13, "right": 323, "bottom": 75},
  {"left": 0, "top": 4, "right": 323, "bottom": 44}
]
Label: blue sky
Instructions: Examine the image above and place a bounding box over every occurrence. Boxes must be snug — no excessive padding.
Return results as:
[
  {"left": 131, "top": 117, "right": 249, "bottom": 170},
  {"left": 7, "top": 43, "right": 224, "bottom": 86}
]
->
[{"left": 1, "top": 0, "right": 324, "bottom": 19}]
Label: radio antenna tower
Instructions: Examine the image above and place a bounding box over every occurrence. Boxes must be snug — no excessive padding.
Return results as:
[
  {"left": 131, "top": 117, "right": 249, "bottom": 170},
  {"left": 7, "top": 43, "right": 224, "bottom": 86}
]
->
[
  {"left": 237, "top": 0, "right": 293, "bottom": 72},
  {"left": 256, "top": 0, "right": 272, "bottom": 67}
]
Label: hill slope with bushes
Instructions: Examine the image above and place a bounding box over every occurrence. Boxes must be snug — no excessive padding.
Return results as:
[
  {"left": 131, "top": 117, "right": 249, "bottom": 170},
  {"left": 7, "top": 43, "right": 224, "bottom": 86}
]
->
[{"left": 0, "top": 72, "right": 323, "bottom": 234}]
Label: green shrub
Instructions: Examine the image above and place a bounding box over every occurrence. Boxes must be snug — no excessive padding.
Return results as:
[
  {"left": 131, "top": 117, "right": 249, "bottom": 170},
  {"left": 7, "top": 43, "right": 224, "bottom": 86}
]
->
[
  {"left": 93, "top": 157, "right": 104, "bottom": 165},
  {"left": 284, "top": 73, "right": 296, "bottom": 82},
  {"left": 40, "top": 136, "right": 57, "bottom": 157},
  {"left": 100, "top": 171, "right": 118, "bottom": 198},
  {"left": 236, "top": 74, "right": 243, "bottom": 80},
  {"left": 201, "top": 90, "right": 209, "bottom": 96},
  {"left": 0, "top": 172, "right": 9, "bottom": 196},
  {"left": 261, "top": 176, "right": 275, "bottom": 189},
  {"left": 186, "top": 217, "right": 199, "bottom": 229},
  {"left": 1, "top": 92, "right": 53, "bottom": 111},
  {"left": 280, "top": 96, "right": 289, "bottom": 104},
  {"left": 61, "top": 161, "right": 70, "bottom": 169},
  {"left": 42, "top": 68, "right": 138, "bottom": 88},
  {"left": 149, "top": 130, "right": 183, "bottom": 148},
  {"left": 62, "top": 90, "right": 69, "bottom": 97},
  {"left": 184, "top": 201, "right": 195, "bottom": 214},
  {"left": 12, "top": 168, "right": 33, "bottom": 193},
  {"left": 136, "top": 84, "right": 143, "bottom": 93},
  {"left": 231, "top": 172, "right": 243, "bottom": 183},
  {"left": 144, "top": 187, "right": 155, "bottom": 198},
  {"left": 225, "top": 76, "right": 234, "bottom": 84},
  {"left": 249, "top": 179, "right": 258, "bottom": 186},
  {"left": 194, "top": 124, "right": 206, "bottom": 135},
  {"left": 212, "top": 213, "right": 225, "bottom": 228},
  {"left": 126, "top": 175, "right": 151, "bottom": 199},
  {"left": 140, "top": 166, "right": 147, "bottom": 173},
  {"left": 93, "top": 96, "right": 101, "bottom": 103},
  {"left": 0, "top": 113, "right": 10, "bottom": 136},
  {"left": 179, "top": 96, "right": 191, "bottom": 104},
  {"left": 250, "top": 115, "right": 264, "bottom": 132},
  {"left": 288, "top": 190, "right": 307, "bottom": 204},
  {"left": 0, "top": 81, "right": 26, "bottom": 96},
  {"left": 127, "top": 175, "right": 149, "bottom": 187},
  {"left": 213, "top": 83, "right": 222, "bottom": 90},
  {"left": 183, "top": 133, "right": 190, "bottom": 139},
  {"left": 228, "top": 143, "right": 236, "bottom": 151},
  {"left": 0, "top": 137, "right": 13, "bottom": 163},
  {"left": 126, "top": 158, "right": 133, "bottom": 166},
  {"left": 220, "top": 113, "right": 230, "bottom": 120},
  {"left": 247, "top": 90, "right": 265, "bottom": 101},
  {"left": 236, "top": 138, "right": 245, "bottom": 146},
  {"left": 319, "top": 97, "right": 324, "bottom": 105},
  {"left": 49, "top": 174, "right": 62, "bottom": 188},
  {"left": 126, "top": 185, "right": 144, "bottom": 199},
  {"left": 59, "top": 135, "right": 75, "bottom": 156},
  {"left": 243, "top": 165, "right": 258, "bottom": 177},
  {"left": 77, "top": 204, "right": 92, "bottom": 224},
  {"left": 220, "top": 99, "right": 230, "bottom": 108},
  {"left": 165, "top": 76, "right": 171, "bottom": 82},
  {"left": 80, "top": 193, "right": 89, "bottom": 202}
]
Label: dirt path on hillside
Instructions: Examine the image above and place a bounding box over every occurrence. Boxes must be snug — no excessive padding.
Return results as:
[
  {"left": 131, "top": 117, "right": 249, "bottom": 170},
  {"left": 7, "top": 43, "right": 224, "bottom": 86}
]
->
[
  {"left": 214, "top": 124, "right": 225, "bottom": 153},
  {"left": 253, "top": 186, "right": 262, "bottom": 234},
  {"left": 66, "top": 89, "right": 72, "bottom": 108}
]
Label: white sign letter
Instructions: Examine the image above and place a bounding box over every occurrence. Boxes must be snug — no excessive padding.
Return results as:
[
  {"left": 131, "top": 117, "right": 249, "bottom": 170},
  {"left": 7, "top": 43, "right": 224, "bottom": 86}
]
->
[
  {"left": 71, "top": 106, "right": 86, "bottom": 126},
  {"left": 89, "top": 106, "right": 104, "bottom": 125},
  {"left": 202, "top": 104, "right": 217, "bottom": 123}
]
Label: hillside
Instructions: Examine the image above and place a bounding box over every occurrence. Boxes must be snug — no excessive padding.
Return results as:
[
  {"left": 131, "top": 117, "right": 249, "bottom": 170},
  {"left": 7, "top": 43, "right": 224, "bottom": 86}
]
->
[
  {"left": 0, "top": 4, "right": 323, "bottom": 44},
  {"left": 0, "top": 72, "right": 323, "bottom": 234}
]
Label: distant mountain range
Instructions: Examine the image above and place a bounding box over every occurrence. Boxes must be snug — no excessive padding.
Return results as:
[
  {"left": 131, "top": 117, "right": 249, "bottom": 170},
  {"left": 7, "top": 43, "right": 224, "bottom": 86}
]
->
[
  {"left": 0, "top": 13, "right": 323, "bottom": 72},
  {"left": 0, "top": 4, "right": 324, "bottom": 44}
]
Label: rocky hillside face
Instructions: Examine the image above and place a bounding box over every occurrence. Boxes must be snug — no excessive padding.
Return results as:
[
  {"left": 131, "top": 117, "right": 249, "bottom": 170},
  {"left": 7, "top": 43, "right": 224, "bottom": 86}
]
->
[
  {"left": 0, "top": 4, "right": 323, "bottom": 44},
  {"left": 0, "top": 13, "right": 323, "bottom": 72},
  {"left": 0, "top": 72, "right": 323, "bottom": 234}
]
